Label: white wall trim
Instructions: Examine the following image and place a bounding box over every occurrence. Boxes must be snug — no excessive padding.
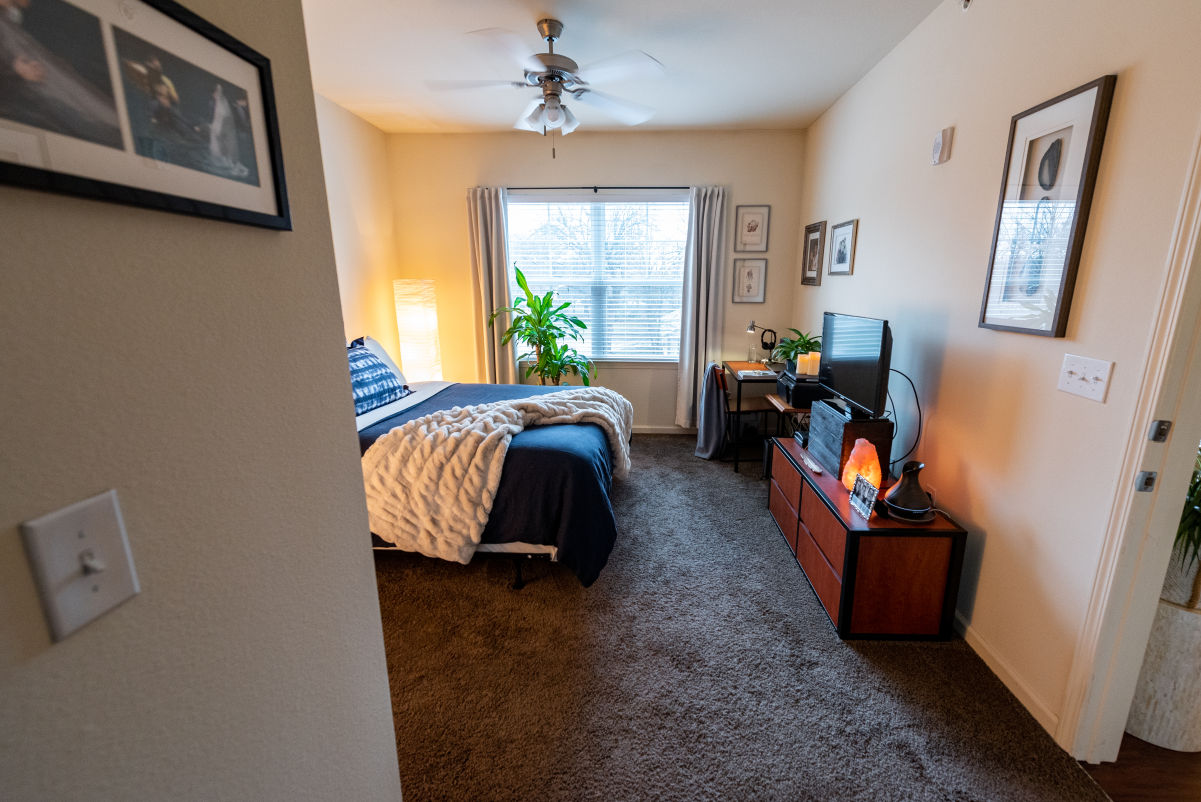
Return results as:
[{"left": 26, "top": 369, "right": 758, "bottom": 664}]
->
[
  {"left": 1056, "top": 110, "right": 1201, "bottom": 762},
  {"left": 955, "top": 612, "right": 1060, "bottom": 734}
]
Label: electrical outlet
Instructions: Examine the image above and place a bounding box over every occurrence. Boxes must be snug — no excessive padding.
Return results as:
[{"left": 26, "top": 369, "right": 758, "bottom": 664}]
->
[{"left": 1057, "top": 354, "right": 1114, "bottom": 403}]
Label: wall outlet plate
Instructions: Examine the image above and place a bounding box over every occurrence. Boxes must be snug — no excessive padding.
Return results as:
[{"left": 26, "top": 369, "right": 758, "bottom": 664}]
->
[
  {"left": 933, "top": 127, "right": 954, "bottom": 165},
  {"left": 1057, "top": 354, "right": 1114, "bottom": 403},
  {"left": 20, "top": 490, "right": 140, "bottom": 641}
]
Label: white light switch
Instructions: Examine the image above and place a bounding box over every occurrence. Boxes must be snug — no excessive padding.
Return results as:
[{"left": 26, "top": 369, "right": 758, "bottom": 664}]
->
[
  {"left": 1057, "top": 354, "right": 1114, "bottom": 403},
  {"left": 21, "top": 490, "right": 140, "bottom": 641}
]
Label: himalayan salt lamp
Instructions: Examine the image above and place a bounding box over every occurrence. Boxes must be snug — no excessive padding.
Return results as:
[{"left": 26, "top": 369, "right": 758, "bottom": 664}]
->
[{"left": 841, "top": 438, "right": 882, "bottom": 492}]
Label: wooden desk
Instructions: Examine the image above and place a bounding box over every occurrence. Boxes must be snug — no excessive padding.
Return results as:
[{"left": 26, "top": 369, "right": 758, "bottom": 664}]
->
[
  {"left": 766, "top": 436, "right": 967, "bottom": 640},
  {"left": 721, "top": 361, "right": 779, "bottom": 472}
]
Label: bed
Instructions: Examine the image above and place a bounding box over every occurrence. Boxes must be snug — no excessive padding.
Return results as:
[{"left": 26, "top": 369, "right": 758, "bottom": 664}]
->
[{"left": 352, "top": 339, "right": 619, "bottom": 588}]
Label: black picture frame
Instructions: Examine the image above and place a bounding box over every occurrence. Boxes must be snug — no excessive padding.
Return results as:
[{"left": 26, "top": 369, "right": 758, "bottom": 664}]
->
[
  {"left": 978, "top": 75, "right": 1116, "bottom": 337},
  {"left": 801, "top": 220, "right": 825, "bottom": 286},
  {"left": 0, "top": 0, "right": 290, "bottom": 230}
]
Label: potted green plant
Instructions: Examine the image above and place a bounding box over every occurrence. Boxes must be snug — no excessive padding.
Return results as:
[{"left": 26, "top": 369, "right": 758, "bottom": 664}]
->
[
  {"left": 488, "top": 266, "right": 596, "bottom": 386},
  {"left": 773, "top": 329, "right": 822, "bottom": 374}
]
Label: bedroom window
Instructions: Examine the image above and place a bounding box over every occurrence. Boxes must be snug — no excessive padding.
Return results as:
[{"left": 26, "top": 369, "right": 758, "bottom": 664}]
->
[{"left": 507, "top": 197, "right": 689, "bottom": 361}]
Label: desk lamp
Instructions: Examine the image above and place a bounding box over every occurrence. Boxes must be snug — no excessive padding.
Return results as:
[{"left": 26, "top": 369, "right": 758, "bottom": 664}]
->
[{"left": 746, "top": 321, "right": 777, "bottom": 360}]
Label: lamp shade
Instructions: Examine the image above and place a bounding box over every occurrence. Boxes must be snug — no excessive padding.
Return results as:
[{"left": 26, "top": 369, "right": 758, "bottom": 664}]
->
[{"left": 394, "top": 279, "right": 443, "bottom": 382}]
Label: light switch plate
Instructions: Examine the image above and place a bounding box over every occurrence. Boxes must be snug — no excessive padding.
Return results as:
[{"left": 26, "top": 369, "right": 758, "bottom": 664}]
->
[
  {"left": 21, "top": 490, "right": 140, "bottom": 641},
  {"left": 1057, "top": 354, "right": 1114, "bottom": 403}
]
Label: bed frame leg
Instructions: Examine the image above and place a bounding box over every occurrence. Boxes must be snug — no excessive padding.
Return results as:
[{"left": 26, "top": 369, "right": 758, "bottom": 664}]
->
[{"left": 510, "top": 557, "right": 526, "bottom": 590}]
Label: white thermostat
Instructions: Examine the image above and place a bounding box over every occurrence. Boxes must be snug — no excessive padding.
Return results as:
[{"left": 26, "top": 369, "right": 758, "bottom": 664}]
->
[{"left": 932, "top": 127, "right": 954, "bottom": 165}]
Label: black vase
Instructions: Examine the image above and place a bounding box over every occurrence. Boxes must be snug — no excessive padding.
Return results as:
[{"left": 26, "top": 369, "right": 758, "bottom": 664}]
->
[{"left": 882, "top": 461, "right": 933, "bottom": 521}]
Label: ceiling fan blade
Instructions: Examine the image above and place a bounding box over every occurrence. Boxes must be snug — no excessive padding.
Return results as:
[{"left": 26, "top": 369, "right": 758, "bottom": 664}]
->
[
  {"left": 513, "top": 97, "right": 544, "bottom": 132},
  {"left": 425, "top": 79, "right": 529, "bottom": 92},
  {"left": 573, "top": 89, "right": 655, "bottom": 126},
  {"left": 576, "top": 51, "right": 665, "bottom": 86},
  {"left": 468, "top": 28, "right": 543, "bottom": 75}
]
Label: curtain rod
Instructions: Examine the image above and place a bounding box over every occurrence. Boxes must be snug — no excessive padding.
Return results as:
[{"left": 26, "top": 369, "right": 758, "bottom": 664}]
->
[{"left": 506, "top": 186, "right": 696, "bottom": 192}]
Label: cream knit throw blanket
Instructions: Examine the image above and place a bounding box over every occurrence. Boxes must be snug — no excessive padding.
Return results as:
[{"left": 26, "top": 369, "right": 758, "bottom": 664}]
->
[{"left": 361, "top": 387, "right": 633, "bottom": 563}]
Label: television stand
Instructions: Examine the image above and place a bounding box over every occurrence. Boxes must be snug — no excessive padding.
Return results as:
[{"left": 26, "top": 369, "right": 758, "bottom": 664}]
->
[{"left": 807, "top": 399, "right": 893, "bottom": 478}]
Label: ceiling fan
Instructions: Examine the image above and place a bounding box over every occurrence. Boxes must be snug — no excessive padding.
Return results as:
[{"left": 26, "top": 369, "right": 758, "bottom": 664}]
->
[{"left": 428, "top": 19, "right": 665, "bottom": 135}]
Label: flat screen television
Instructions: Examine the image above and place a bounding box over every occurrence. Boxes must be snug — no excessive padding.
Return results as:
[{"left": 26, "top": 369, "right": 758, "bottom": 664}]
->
[{"left": 818, "top": 312, "right": 892, "bottom": 418}]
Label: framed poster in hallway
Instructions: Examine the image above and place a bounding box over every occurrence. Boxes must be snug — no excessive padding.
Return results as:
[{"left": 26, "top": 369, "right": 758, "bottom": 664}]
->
[{"left": 0, "top": 0, "right": 290, "bottom": 229}]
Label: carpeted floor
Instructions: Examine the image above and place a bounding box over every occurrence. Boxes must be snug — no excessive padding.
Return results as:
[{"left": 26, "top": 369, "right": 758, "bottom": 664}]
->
[{"left": 374, "top": 434, "right": 1109, "bottom": 802}]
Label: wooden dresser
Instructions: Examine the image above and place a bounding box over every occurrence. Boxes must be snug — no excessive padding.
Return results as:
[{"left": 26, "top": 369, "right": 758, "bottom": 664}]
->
[{"left": 767, "top": 437, "right": 967, "bottom": 640}]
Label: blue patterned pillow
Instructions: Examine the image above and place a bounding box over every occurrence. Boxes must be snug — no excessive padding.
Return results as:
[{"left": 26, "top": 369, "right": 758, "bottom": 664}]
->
[{"left": 348, "top": 344, "right": 409, "bottom": 416}]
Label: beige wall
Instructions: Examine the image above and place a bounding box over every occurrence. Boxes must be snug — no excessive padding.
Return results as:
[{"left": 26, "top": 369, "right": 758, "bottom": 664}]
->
[
  {"left": 0, "top": 1, "right": 402, "bottom": 799},
  {"left": 315, "top": 93, "right": 402, "bottom": 361},
  {"left": 793, "top": 0, "right": 1201, "bottom": 733},
  {"left": 385, "top": 129, "right": 805, "bottom": 429}
]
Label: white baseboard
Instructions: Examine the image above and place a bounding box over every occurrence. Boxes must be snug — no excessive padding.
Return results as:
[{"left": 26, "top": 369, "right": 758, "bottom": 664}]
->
[
  {"left": 632, "top": 425, "right": 696, "bottom": 434},
  {"left": 956, "top": 611, "right": 1060, "bottom": 735}
]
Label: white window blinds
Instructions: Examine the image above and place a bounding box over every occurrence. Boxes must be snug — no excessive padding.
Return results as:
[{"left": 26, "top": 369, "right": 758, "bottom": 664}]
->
[{"left": 507, "top": 198, "right": 689, "bottom": 360}]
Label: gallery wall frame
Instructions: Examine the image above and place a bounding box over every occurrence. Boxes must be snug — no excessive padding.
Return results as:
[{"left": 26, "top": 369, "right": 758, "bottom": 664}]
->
[
  {"left": 732, "top": 258, "right": 766, "bottom": 303},
  {"left": 0, "top": 0, "right": 291, "bottom": 229},
  {"left": 801, "top": 220, "right": 826, "bottom": 286},
  {"left": 978, "top": 75, "right": 1117, "bottom": 336},
  {"left": 734, "top": 205, "right": 770, "bottom": 252},
  {"left": 828, "top": 219, "right": 858, "bottom": 276}
]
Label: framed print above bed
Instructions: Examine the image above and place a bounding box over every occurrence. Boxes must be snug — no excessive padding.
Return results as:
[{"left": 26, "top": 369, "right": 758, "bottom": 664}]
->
[
  {"left": 0, "top": 0, "right": 290, "bottom": 229},
  {"left": 978, "top": 75, "right": 1116, "bottom": 336}
]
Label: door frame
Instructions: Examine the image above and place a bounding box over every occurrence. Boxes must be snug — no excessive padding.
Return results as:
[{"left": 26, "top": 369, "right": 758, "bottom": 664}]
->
[{"left": 1056, "top": 114, "right": 1201, "bottom": 763}]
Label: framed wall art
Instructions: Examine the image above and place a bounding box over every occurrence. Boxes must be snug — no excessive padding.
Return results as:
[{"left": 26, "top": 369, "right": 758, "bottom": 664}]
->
[
  {"left": 801, "top": 221, "right": 825, "bottom": 286},
  {"left": 734, "top": 205, "right": 770, "bottom": 252},
  {"left": 979, "top": 75, "right": 1116, "bottom": 336},
  {"left": 828, "top": 219, "right": 858, "bottom": 275},
  {"left": 732, "top": 258, "right": 766, "bottom": 303},
  {"left": 0, "top": 0, "right": 290, "bottom": 229}
]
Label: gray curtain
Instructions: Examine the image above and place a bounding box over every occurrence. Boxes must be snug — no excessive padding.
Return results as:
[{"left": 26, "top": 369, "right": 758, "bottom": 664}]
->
[
  {"left": 676, "top": 186, "right": 727, "bottom": 427},
  {"left": 467, "top": 187, "right": 519, "bottom": 384}
]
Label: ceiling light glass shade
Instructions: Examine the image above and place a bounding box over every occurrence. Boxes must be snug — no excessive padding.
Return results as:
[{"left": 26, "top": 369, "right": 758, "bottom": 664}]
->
[
  {"left": 559, "top": 105, "right": 580, "bottom": 134},
  {"left": 394, "top": 279, "right": 443, "bottom": 382},
  {"left": 525, "top": 96, "right": 573, "bottom": 131}
]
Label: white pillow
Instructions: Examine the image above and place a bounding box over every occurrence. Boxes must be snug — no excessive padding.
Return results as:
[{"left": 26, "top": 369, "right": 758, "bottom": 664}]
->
[{"left": 358, "top": 336, "right": 406, "bottom": 386}]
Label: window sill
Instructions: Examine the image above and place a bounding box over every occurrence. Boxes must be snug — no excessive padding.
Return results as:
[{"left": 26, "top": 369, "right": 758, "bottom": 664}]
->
[{"left": 519, "top": 359, "right": 678, "bottom": 370}]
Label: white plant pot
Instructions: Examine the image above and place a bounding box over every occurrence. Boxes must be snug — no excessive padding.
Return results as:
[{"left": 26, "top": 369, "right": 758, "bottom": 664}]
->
[{"left": 1126, "top": 599, "right": 1201, "bottom": 751}]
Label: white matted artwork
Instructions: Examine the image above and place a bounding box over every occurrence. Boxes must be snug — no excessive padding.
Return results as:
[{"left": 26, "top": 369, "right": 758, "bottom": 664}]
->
[
  {"left": 0, "top": 0, "right": 289, "bottom": 228},
  {"left": 734, "top": 205, "right": 770, "bottom": 252},
  {"left": 979, "top": 76, "right": 1116, "bottom": 336},
  {"left": 828, "top": 219, "right": 858, "bottom": 275},
  {"left": 732, "top": 259, "right": 766, "bottom": 303}
]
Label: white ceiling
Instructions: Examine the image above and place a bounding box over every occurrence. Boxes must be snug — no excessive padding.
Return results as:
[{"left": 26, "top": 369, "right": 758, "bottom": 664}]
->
[{"left": 301, "top": 0, "right": 943, "bottom": 133}]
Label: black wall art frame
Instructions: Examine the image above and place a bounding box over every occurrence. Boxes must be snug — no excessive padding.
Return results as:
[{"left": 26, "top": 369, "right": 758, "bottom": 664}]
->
[
  {"left": 0, "top": 0, "right": 290, "bottom": 229},
  {"left": 978, "top": 75, "right": 1116, "bottom": 336}
]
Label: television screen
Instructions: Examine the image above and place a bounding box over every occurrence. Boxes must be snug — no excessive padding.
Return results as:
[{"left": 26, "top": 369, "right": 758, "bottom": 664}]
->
[{"left": 818, "top": 313, "right": 891, "bottom": 418}]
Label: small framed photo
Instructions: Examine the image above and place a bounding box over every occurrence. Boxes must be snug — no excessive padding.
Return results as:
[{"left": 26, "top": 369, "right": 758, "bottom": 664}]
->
[
  {"left": 801, "top": 221, "right": 826, "bottom": 286},
  {"left": 828, "top": 219, "right": 858, "bottom": 276},
  {"left": 0, "top": 0, "right": 290, "bottom": 229},
  {"left": 734, "top": 205, "right": 770, "bottom": 252},
  {"left": 979, "top": 76, "right": 1116, "bottom": 336},
  {"left": 732, "top": 259, "right": 766, "bottom": 303},
  {"left": 850, "top": 474, "right": 879, "bottom": 521}
]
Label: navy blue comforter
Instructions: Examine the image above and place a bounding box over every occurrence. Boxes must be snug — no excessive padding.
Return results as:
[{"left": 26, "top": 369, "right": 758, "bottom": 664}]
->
[{"left": 358, "top": 384, "right": 617, "bottom": 587}]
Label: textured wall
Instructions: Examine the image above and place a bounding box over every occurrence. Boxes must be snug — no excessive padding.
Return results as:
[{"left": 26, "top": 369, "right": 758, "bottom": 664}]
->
[
  {"left": 0, "top": 1, "right": 402, "bottom": 799},
  {"left": 792, "top": 0, "right": 1201, "bottom": 733},
  {"left": 383, "top": 129, "right": 805, "bottom": 429},
  {"left": 315, "top": 93, "right": 403, "bottom": 362}
]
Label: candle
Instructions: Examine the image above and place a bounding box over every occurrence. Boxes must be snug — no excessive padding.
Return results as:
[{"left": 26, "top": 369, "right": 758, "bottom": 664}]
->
[{"left": 808, "top": 352, "right": 821, "bottom": 375}]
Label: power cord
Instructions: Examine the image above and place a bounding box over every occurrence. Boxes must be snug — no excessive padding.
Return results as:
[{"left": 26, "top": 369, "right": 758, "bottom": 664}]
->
[{"left": 889, "top": 368, "right": 923, "bottom": 469}]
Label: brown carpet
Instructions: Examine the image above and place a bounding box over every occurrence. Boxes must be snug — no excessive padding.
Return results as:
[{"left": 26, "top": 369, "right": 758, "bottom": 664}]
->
[{"left": 374, "top": 434, "right": 1109, "bottom": 802}]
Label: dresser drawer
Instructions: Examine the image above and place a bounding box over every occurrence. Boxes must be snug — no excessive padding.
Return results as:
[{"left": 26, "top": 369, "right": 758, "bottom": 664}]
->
[
  {"left": 795, "top": 528, "right": 841, "bottom": 627},
  {"left": 801, "top": 487, "right": 847, "bottom": 579},
  {"left": 769, "top": 480, "right": 799, "bottom": 554},
  {"left": 771, "top": 442, "right": 803, "bottom": 510}
]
